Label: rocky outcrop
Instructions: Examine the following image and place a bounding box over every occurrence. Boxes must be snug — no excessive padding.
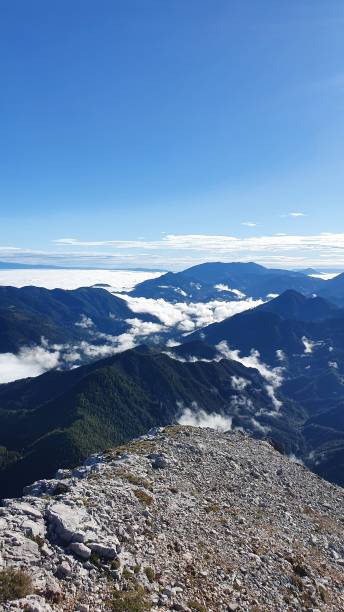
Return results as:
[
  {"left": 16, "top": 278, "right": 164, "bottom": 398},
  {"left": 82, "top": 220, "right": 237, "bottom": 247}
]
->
[{"left": 0, "top": 426, "right": 344, "bottom": 611}]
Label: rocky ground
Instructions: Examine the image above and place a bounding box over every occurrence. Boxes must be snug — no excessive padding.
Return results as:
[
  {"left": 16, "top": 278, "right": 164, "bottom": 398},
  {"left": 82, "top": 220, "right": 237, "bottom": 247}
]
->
[{"left": 0, "top": 426, "right": 344, "bottom": 611}]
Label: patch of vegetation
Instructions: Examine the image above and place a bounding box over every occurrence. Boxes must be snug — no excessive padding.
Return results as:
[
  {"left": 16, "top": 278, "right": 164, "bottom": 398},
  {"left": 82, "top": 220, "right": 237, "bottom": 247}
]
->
[
  {"left": 111, "top": 584, "right": 150, "bottom": 611},
  {"left": 122, "top": 567, "right": 132, "bottom": 580},
  {"left": 117, "top": 469, "right": 152, "bottom": 490},
  {"left": 144, "top": 566, "right": 155, "bottom": 583},
  {"left": 133, "top": 489, "right": 154, "bottom": 506},
  {"left": 110, "top": 439, "right": 159, "bottom": 458},
  {"left": 164, "top": 424, "right": 194, "bottom": 437},
  {"left": 90, "top": 551, "right": 102, "bottom": 568},
  {"left": 52, "top": 482, "right": 70, "bottom": 495},
  {"left": 290, "top": 574, "right": 304, "bottom": 591},
  {"left": 111, "top": 558, "right": 121, "bottom": 570},
  {"left": 0, "top": 568, "right": 33, "bottom": 603},
  {"left": 318, "top": 585, "right": 328, "bottom": 603},
  {"left": 187, "top": 599, "right": 207, "bottom": 612},
  {"left": 204, "top": 503, "right": 220, "bottom": 513}
]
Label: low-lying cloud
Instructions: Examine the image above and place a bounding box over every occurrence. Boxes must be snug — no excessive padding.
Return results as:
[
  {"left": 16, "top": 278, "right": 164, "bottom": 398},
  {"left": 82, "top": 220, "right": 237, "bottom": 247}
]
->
[
  {"left": 177, "top": 403, "right": 233, "bottom": 432},
  {"left": 216, "top": 341, "right": 284, "bottom": 411},
  {"left": 0, "top": 345, "right": 61, "bottom": 384},
  {"left": 119, "top": 295, "right": 264, "bottom": 334},
  {"left": 302, "top": 336, "right": 323, "bottom": 354},
  {"left": 0, "top": 315, "right": 166, "bottom": 383}
]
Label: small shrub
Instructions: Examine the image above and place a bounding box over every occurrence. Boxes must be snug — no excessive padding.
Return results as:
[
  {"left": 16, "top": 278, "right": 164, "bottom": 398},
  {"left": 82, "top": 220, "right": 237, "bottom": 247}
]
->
[
  {"left": 111, "top": 558, "right": 121, "bottom": 570},
  {"left": 0, "top": 568, "right": 33, "bottom": 603},
  {"left": 204, "top": 503, "right": 220, "bottom": 513},
  {"left": 90, "top": 551, "right": 102, "bottom": 567},
  {"left": 291, "top": 574, "right": 304, "bottom": 591},
  {"left": 187, "top": 599, "right": 207, "bottom": 612},
  {"left": 122, "top": 567, "right": 132, "bottom": 580},
  {"left": 118, "top": 470, "right": 152, "bottom": 490},
  {"left": 318, "top": 585, "right": 328, "bottom": 603},
  {"left": 133, "top": 489, "right": 153, "bottom": 506},
  {"left": 144, "top": 566, "right": 155, "bottom": 583},
  {"left": 52, "top": 482, "right": 70, "bottom": 496},
  {"left": 111, "top": 585, "right": 150, "bottom": 611}
]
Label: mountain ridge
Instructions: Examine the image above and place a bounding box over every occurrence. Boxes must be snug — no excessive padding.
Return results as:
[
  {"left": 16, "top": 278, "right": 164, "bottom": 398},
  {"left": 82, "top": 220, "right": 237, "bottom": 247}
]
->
[
  {"left": 0, "top": 426, "right": 343, "bottom": 610},
  {"left": 0, "top": 345, "right": 286, "bottom": 498}
]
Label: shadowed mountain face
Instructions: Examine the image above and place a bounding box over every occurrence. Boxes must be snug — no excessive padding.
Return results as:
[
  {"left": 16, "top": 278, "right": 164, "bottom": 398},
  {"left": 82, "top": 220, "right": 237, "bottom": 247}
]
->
[
  {"left": 318, "top": 272, "right": 344, "bottom": 305},
  {"left": 186, "top": 290, "right": 344, "bottom": 366},
  {"left": 129, "top": 270, "right": 241, "bottom": 302},
  {"left": 183, "top": 291, "right": 344, "bottom": 486},
  {"left": 130, "top": 262, "right": 328, "bottom": 302},
  {"left": 130, "top": 262, "right": 344, "bottom": 305},
  {"left": 0, "top": 345, "right": 300, "bottom": 498},
  {"left": 258, "top": 289, "right": 339, "bottom": 321},
  {"left": 189, "top": 309, "right": 307, "bottom": 365},
  {"left": 0, "top": 285, "right": 159, "bottom": 353}
]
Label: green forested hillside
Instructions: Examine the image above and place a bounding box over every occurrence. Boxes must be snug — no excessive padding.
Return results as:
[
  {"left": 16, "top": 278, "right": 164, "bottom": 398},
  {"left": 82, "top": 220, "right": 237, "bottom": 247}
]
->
[
  {"left": 0, "top": 345, "right": 290, "bottom": 498},
  {"left": 0, "top": 285, "right": 155, "bottom": 352}
]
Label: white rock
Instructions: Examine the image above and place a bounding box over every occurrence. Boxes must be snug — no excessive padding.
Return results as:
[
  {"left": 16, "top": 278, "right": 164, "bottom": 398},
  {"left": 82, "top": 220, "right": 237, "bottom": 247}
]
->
[
  {"left": 56, "top": 560, "right": 72, "bottom": 577},
  {"left": 5, "top": 501, "right": 42, "bottom": 520},
  {"left": 21, "top": 518, "right": 45, "bottom": 539},
  {"left": 69, "top": 542, "right": 92, "bottom": 560},
  {"left": 46, "top": 503, "right": 97, "bottom": 543},
  {"left": 9, "top": 595, "right": 53, "bottom": 611},
  {"left": 0, "top": 517, "right": 7, "bottom": 530}
]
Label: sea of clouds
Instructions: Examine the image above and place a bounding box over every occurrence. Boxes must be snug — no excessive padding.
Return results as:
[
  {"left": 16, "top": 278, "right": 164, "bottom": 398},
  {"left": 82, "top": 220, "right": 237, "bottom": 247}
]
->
[{"left": 0, "top": 269, "right": 162, "bottom": 292}]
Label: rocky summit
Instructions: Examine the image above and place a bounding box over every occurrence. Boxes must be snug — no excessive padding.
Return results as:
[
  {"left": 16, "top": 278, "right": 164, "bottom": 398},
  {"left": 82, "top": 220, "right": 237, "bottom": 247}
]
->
[{"left": 0, "top": 426, "right": 344, "bottom": 611}]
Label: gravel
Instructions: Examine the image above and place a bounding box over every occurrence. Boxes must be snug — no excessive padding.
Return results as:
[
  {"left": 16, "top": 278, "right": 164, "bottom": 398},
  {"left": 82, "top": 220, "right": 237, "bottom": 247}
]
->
[{"left": 0, "top": 425, "right": 344, "bottom": 611}]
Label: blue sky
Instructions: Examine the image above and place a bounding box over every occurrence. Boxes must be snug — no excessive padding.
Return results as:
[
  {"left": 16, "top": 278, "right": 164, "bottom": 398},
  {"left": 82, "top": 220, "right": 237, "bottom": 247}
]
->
[{"left": 1, "top": 1, "right": 344, "bottom": 269}]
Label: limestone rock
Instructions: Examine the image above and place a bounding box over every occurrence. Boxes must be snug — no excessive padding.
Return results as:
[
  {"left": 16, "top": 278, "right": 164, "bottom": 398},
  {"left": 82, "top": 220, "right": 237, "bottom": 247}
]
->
[{"left": 0, "top": 427, "right": 343, "bottom": 611}]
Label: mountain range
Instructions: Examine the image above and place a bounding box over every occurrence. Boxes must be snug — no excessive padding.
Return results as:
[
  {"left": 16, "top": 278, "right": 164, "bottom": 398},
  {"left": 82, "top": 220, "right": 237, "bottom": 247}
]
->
[
  {"left": 1, "top": 261, "right": 344, "bottom": 499},
  {"left": 0, "top": 285, "right": 158, "bottom": 354},
  {"left": 0, "top": 344, "right": 290, "bottom": 498},
  {"left": 130, "top": 261, "right": 344, "bottom": 304}
]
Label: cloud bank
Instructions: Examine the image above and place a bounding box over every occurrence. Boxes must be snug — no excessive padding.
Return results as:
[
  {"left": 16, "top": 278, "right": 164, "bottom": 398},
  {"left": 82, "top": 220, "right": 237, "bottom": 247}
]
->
[
  {"left": 0, "top": 345, "right": 61, "bottom": 383},
  {"left": 3, "top": 230, "right": 344, "bottom": 269},
  {"left": 177, "top": 403, "right": 233, "bottom": 432},
  {"left": 120, "top": 295, "right": 264, "bottom": 333}
]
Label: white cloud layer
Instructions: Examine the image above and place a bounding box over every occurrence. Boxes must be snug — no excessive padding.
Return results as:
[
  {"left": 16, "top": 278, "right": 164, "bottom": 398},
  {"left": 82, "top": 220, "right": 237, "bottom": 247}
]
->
[
  {"left": 177, "top": 403, "right": 233, "bottom": 432},
  {"left": 0, "top": 346, "right": 61, "bottom": 383},
  {"left": 3, "top": 230, "right": 344, "bottom": 269},
  {"left": 0, "top": 269, "right": 162, "bottom": 292},
  {"left": 120, "top": 295, "right": 264, "bottom": 333}
]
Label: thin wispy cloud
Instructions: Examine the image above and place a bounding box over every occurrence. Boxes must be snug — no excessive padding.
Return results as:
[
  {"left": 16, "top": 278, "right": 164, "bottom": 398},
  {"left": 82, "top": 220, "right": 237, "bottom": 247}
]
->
[
  {"left": 53, "top": 231, "right": 344, "bottom": 255},
  {"left": 3, "top": 230, "right": 344, "bottom": 269},
  {"left": 281, "top": 212, "right": 305, "bottom": 218},
  {"left": 241, "top": 221, "right": 257, "bottom": 227}
]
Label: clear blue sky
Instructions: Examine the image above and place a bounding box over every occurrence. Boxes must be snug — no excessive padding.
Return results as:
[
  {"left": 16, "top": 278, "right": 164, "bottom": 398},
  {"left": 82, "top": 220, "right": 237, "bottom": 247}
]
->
[{"left": 1, "top": 1, "right": 344, "bottom": 269}]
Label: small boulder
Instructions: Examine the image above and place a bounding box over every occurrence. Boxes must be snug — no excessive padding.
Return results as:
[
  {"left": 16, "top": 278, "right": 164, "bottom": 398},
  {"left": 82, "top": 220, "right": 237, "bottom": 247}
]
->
[{"left": 68, "top": 542, "right": 92, "bottom": 560}]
